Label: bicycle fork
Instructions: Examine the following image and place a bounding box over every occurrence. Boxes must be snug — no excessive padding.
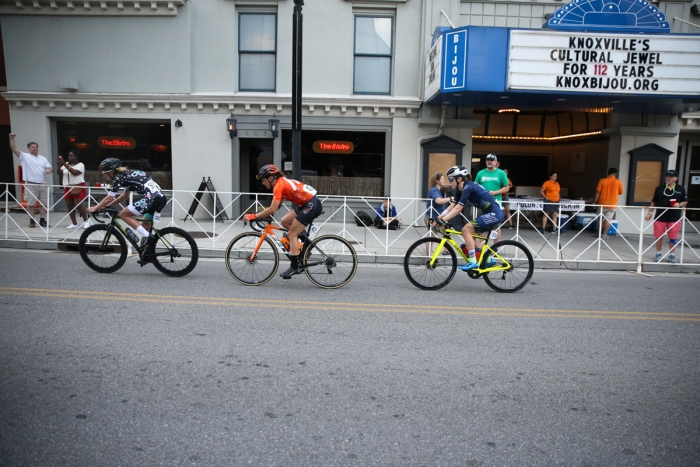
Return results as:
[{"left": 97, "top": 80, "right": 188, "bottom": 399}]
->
[{"left": 428, "top": 238, "right": 455, "bottom": 267}]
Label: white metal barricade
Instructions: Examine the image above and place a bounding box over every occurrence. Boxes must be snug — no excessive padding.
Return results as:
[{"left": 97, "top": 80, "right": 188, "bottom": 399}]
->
[{"left": 1, "top": 182, "right": 699, "bottom": 270}]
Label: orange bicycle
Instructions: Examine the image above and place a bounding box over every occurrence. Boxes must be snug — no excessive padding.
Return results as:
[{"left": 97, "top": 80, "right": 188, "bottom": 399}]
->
[{"left": 224, "top": 217, "right": 358, "bottom": 289}]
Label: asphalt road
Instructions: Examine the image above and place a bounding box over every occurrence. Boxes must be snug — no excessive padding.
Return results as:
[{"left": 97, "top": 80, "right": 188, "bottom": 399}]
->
[{"left": 1, "top": 248, "right": 699, "bottom": 466}]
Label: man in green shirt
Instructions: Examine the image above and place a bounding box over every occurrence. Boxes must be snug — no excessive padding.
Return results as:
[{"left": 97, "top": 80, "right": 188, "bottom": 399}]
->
[
  {"left": 474, "top": 154, "right": 510, "bottom": 241},
  {"left": 474, "top": 154, "right": 510, "bottom": 202}
]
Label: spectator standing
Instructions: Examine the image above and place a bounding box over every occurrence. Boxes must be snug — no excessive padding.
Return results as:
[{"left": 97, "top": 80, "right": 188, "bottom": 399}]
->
[
  {"left": 474, "top": 154, "right": 509, "bottom": 241},
  {"left": 375, "top": 198, "right": 399, "bottom": 230},
  {"left": 425, "top": 172, "right": 450, "bottom": 228},
  {"left": 540, "top": 171, "right": 561, "bottom": 233},
  {"left": 644, "top": 170, "right": 688, "bottom": 263},
  {"left": 475, "top": 155, "right": 510, "bottom": 202},
  {"left": 9, "top": 133, "right": 53, "bottom": 228},
  {"left": 58, "top": 150, "right": 90, "bottom": 229},
  {"left": 593, "top": 168, "right": 624, "bottom": 239}
]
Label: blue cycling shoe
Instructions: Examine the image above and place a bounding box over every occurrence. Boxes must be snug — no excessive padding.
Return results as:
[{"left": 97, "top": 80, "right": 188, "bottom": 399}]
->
[{"left": 458, "top": 261, "right": 479, "bottom": 271}]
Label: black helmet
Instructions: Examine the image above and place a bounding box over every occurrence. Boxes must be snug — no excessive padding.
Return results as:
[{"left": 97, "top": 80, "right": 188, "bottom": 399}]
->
[
  {"left": 99, "top": 157, "right": 122, "bottom": 172},
  {"left": 446, "top": 165, "right": 469, "bottom": 178},
  {"left": 256, "top": 164, "right": 279, "bottom": 180}
]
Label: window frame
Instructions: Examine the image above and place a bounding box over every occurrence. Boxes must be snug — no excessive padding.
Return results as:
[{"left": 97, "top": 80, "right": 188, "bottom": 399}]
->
[
  {"left": 353, "top": 14, "right": 394, "bottom": 95},
  {"left": 238, "top": 12, "right": 277, "bottom": 92}
]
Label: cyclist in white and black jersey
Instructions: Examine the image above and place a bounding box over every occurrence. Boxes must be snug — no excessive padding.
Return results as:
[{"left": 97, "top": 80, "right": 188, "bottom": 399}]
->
[{"left": 87, "top": 157, "right": 167, "bottom": 252}]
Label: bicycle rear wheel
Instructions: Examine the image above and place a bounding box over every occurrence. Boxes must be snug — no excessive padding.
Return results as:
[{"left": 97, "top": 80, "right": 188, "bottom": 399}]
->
[
  {"left": 481, "top": 240, "right": 534, "bottom": 293},
  {"left": 403, "top": 237, "right": 457, "bottom": 290},
  {"left": 151, "top": 227, "right": 199, "bottom": 277},
  {"left": 303, "top": 235, "right": 358, "bottom": 289},
  {"left": 78, "top": 224, "right": 128, "bottom": 273},
  {"left": 225, "top": 232, "right": 279, "bottom": 285}
]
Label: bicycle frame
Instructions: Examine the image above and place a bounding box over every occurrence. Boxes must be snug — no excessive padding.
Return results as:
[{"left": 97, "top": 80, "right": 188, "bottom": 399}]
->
[
  {"left": 428, "top": 227, "right": 510, "bottom": 273},
  {"left": 93, "top": 210, "right": 173, "bottom": 258},
  {"left": 248, "top": 222, "right": 291, "bottom": 261},
  {"left": 247, "top": 219, "right": 335, "bottom": 270}
]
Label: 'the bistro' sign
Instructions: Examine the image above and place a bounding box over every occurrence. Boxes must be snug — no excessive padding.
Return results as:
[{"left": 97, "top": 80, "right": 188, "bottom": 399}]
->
[
  {"left": 312, "top": 141, "right": 355, "bottom": 154},
  {"left": 98, "top": 136, "right": 136, "bottom": 150},
  {"left": 508, "top": 30, "right": 700, "bottom": 96}
]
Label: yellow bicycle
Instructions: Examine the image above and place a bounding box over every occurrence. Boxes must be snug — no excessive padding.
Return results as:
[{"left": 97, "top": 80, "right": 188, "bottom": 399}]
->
[{"left": 403, "top": 220, "right": 534, "bottom": 292}]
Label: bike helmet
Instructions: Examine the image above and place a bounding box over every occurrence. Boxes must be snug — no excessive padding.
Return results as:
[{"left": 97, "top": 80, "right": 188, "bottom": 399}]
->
[
  {"left": 256, "top": 164, "right": 280, "bottom": 180},
  {"left": 99, "top": 157, "right": 122, "bottom": 172},
  {"left": 446, "top": 165, "right": 469, "bottom": 178}
]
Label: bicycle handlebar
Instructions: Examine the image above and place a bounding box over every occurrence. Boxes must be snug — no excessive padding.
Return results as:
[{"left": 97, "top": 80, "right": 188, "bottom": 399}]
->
[
  {"left": 90, "top": 207, "right": 119, "bottom": 224},
  {"left": 244, "top": 217, "right": 273, "bottom": 233},
  {"left": 429, "top": 217, "right": 452, "bottom": 227}
]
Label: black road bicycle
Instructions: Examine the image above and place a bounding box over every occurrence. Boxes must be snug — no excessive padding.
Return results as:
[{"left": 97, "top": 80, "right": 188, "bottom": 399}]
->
[
  {"left": 403, "top": 219, "right": 534, "bottom": 293},
  {"left": 78, "top": 208, "right": 199, "bottom": 277},
  {"left": 225, "top": 217, "right": 358, "bottom": 289}
]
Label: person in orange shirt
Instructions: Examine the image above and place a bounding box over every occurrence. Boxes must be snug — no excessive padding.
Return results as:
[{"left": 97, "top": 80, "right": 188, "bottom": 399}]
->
[
  {"left": 593, "top": 168, "right": 624, "bottom": 239},
  {"left": 540, "top": 171, "right": 561, "bottom": 233},
  {"left": 245, "top": 164, "right": 323, "bottom": 279}
]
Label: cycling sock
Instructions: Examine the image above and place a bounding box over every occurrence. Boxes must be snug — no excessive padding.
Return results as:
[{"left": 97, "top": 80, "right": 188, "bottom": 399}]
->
[
  {"left": 290, "top": 255, "right": 300, "bottom": 270},
  {"left": 468, "top": 249, "right": 475, "bottom": 258},
  {"left": 468, "top": 255, "right": 477, "bottom": 263},
  {"left": 136, "top": 226, "right": 150, "bottom": 237}
]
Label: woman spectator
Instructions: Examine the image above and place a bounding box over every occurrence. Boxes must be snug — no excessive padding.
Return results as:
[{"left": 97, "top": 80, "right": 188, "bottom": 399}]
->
[
  {"left": 58, "top": 150, "right": 89, "bottom": 229},
  {"left": 540, "top": 171, "right": 561, "bottom": 233},
  {"left": 425, "top": 172, "right": 450, "bottom": 230}
]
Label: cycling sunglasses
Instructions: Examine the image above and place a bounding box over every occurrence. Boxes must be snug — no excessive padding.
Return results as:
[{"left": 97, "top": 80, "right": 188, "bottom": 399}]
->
[{"left": 448, "top": 177, "right": 455, "bottom": 182}]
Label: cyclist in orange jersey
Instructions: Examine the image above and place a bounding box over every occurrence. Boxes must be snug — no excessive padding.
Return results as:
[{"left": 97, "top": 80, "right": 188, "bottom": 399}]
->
[{"left": 244, "top": 164, "right": 323, "bottom": 279}]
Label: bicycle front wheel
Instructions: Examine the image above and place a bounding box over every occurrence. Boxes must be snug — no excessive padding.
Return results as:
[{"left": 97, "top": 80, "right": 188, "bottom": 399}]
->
[
  {"left": 78, "top": 224, "right": 128, "bottom": 273},
  {"left": 151, "top": 227, "right": 199, "bottom": 277},
  {"left": 225, "top": 232, "right": 279, "bottom": 286},
  {"left": 481, "top": 240, "right": 534, "bottom": 293},
  {"left": 403, "top": 237, "right": 457, "bottom": 290},
  {"left": 303, "top": 235, "right": 358, "bottom": 289}
]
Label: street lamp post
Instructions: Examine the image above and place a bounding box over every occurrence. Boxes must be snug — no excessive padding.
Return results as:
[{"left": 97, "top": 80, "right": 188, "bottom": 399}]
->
[{"left": 292, "top": 0, "right": 303, "bottom": 179}]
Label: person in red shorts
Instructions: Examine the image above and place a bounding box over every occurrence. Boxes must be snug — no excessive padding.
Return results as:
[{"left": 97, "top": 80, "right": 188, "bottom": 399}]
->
[
  {"left": 645, "top": 170, "right": 688, "bottom": 263},
  {"left": 57, "top": 150, "right": 89, "bottom": 229},
  {"left": 245, "top": 164, "right": 323, "bottom": 279}
]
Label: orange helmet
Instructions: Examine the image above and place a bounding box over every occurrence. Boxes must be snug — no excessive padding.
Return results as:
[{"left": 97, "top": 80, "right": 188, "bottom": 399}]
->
[{"left": 256, "top": 164, "right": 279, "bottom": 180}]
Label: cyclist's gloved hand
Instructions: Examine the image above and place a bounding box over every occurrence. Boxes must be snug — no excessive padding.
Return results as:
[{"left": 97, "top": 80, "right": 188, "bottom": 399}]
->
[{"left": 244, "top": 213, "right": 257, "bottom": 223}]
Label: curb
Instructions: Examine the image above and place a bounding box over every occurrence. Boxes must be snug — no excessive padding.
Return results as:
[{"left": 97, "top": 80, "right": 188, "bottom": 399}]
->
[{"left": 1, "top": 241, "right": 697, "bottom": 274}]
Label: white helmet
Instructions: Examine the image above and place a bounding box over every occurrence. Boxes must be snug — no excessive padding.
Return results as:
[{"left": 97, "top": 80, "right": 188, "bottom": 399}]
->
[{"left": 446, "top": 165, "right": 469, "bottom": 178}]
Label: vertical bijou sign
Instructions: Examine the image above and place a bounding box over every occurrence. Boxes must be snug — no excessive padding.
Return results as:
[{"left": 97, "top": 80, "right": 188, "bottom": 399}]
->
[
  {"left": 508, "top": 30, "right": 700, "bottom": 95},
  {"left": 442, "top": 30, "right": 467, "bottom": 91}
]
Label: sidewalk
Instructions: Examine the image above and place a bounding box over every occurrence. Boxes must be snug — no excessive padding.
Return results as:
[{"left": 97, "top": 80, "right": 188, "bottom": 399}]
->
[{"left": 2, "top": 210, "right": 699, "bottom": 274}]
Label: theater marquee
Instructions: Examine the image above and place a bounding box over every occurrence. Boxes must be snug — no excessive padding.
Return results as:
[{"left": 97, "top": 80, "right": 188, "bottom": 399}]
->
[{"left": 508, "top": 30, "right": 700, "bottom": 95}]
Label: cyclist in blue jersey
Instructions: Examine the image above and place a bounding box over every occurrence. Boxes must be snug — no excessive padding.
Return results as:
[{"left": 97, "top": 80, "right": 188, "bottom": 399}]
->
[
  {"left": 435, "top": 165, "right": 504, "bottom": 271},
  {"left": 87, "top": 157, "right": 167, "bottom": 254}
]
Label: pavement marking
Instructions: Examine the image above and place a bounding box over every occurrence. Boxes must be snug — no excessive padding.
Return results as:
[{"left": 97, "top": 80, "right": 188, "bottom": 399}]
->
[{"left": 1, "top": 286, "right": 699, "bottom": 322}]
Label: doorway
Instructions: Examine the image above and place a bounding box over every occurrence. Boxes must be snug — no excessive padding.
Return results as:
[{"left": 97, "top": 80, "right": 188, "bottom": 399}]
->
[{"left": 239, "top": 138, "right": 274, "bottom": 210}]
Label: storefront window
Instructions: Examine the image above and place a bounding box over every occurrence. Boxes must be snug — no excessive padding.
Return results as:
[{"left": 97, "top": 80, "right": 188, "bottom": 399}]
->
[
  {"left": 281, "top": 129, "right": 386, "bottom": 197},
  {"left": 55, "top": 120, "right": 172, "bottom": 189}
]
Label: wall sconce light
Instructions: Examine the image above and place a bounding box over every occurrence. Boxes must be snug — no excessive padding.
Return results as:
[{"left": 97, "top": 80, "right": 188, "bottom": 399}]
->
[
  {"left": 226, "top": 113, "right": 238, "bottom": 139},
  {"left": 268, "top": 114, "right": 280, "bottom": 138},
  {"left": 174, "top": 119, "right": 183, "bottom": 128},
  {"left": 691, "top": 3, "right": 700, "bottom": 16}
]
